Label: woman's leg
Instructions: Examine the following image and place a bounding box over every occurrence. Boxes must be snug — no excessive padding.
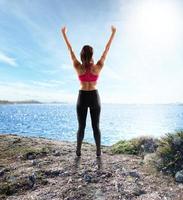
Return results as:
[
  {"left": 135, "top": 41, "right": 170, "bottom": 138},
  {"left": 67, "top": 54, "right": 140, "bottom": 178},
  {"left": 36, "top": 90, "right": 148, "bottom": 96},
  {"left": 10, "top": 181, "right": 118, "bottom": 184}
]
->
[
  {"left": 76, "top": 92, "right": 88, "bottom": 156},
  {"left": 90, "top": 91, "right": 101, "bottom": 156}
]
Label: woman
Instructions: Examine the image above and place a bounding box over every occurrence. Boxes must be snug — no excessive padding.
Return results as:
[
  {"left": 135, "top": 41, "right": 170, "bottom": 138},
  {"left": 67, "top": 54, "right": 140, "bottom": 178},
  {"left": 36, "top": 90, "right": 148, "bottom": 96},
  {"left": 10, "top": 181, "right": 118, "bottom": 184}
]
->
[{"left": 61, "top": 25, "right": 116, "bottom": 157}]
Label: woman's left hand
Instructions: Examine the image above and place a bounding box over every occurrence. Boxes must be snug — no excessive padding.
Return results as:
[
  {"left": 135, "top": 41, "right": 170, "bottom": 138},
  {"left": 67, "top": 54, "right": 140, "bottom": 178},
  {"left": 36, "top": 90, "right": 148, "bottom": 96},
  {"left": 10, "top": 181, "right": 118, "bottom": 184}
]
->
[{"left": 61, "top": 26, "right": 67, "bottom": 34}]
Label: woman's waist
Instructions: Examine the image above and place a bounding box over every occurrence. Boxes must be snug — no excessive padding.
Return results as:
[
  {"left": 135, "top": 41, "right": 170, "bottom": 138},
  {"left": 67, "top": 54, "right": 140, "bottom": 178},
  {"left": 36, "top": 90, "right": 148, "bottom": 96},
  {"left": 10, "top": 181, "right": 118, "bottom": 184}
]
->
[
  {"left": 79, "top": 83, "right": 97, "bottom": 91},
  {"left": 79, "top": 89, "right": 98, "bottom": 93}
]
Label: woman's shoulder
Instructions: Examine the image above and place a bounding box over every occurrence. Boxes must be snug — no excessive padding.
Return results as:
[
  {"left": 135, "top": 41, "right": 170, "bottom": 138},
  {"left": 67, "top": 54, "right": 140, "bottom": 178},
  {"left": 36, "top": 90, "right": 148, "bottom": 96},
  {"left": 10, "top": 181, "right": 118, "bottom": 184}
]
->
[{"left": 92, "top": 63, "right": 102, "bottom": 73}]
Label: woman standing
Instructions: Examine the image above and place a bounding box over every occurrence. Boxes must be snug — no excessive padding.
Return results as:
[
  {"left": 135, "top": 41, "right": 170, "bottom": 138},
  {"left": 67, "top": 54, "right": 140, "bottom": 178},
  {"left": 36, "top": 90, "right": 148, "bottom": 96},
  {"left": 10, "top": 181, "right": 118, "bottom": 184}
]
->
[{"left": 61, "top": 26, "right": 116, "bottom": 157}]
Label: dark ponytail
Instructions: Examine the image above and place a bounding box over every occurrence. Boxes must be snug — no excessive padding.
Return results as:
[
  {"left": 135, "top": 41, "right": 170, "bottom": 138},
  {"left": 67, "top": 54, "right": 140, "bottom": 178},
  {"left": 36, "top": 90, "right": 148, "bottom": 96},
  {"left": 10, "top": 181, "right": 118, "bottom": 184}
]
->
[{"left": 80, "top": 45, "right": 93, "bottom": 68}]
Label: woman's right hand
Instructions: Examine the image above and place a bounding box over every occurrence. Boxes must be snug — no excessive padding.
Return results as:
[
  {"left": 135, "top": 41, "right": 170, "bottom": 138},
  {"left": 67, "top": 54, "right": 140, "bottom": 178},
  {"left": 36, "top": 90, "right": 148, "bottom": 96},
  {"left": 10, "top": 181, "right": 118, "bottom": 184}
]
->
[{"left": 111, "top": 25, "right": 116, "bottom": 34}]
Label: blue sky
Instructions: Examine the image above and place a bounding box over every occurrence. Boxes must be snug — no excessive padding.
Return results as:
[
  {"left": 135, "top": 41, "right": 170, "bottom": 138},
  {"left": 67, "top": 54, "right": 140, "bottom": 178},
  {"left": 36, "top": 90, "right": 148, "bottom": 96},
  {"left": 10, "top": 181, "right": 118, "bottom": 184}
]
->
[{"left": 0, "top": 0, "right": 183, "bottom": 103}]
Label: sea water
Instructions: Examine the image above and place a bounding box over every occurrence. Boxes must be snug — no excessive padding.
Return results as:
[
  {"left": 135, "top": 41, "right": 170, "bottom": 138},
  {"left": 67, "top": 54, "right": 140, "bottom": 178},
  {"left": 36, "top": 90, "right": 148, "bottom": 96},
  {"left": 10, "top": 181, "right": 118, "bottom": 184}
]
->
[{"left": 0, "top": 104, "right": 183, "bottom": 146}]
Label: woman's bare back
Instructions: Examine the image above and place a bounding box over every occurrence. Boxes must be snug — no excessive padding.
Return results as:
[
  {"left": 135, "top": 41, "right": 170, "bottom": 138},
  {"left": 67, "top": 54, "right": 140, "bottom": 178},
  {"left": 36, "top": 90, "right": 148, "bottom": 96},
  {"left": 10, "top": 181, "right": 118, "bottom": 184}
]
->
[{"left": 77, "top": 63, "right": 101, "bottom": 91}]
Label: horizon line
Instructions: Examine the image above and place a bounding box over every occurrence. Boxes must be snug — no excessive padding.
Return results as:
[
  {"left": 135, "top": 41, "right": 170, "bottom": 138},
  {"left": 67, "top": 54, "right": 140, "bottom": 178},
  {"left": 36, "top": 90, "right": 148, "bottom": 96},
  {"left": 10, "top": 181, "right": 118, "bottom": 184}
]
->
[{"left": 0, "top": 99, "right": 183, "bottom": 105}]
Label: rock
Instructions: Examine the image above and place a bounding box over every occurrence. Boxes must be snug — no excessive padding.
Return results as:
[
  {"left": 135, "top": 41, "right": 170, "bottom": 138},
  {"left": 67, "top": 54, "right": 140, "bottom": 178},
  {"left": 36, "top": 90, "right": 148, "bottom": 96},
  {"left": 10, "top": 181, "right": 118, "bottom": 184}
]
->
[
  {"left": 24, "top": 152, "right": 37, "bottom": 160},
  {"left": 132, "top": 187, "right": 146, "bottom": 196},
  {"left": 98, "top": 171, "right": 112, "bottom": 178},
  {"left": 94, "top": 188, "right": 105, "bottom": 200},
  {"left": 44, "top": 170, "right": 63, "bottom": 177},
  {"left": 12, "top": 138, "right": 21, "bottom": 144},
  {"left": 84, "top": 174, "right": 92, "bottom": 183},
  {"left": 52, "top": 149, "right": 61, "bottom": 156},
  {"left": 139, "top": 160, "right": 144, "bottom": 165},
  {"left": 28, "top": 173, "right": 36, "bottom": 188},
  {"left": 67, "top": 177, "right": 72, "bottom": 184},
  {"left": 0, "top": 169, "right": 5, "bottom": 177},
  {"left": 60, "top": 171, "right": 70, "bottom": 177},
  {"left": 0, "top": 168, "right": 9, "bottom": 177},
  {"left": 140, "top": 138, "right": 158, "bottom": 154},
  {"left": 115, "top": 168, "right": 120, "bottom": 174},
  {"left": 31, "top": 160, "right": 37, "bottom": 166},
  {"left": 128, "top": 171, "right": 140, "bottom": 178},
  {"left": 44, "top": 169, "right": 70, "bottom": 178},
  {"left": 175, "top": 170, "right": 183, "bottom": 183}
]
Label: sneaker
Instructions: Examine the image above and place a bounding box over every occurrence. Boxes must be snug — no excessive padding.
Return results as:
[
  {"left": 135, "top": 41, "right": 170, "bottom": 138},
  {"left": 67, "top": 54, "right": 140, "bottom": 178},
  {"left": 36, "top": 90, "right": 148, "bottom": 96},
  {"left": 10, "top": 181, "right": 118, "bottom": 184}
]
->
[
  {"left": 76, "top": 150, "right": 81, "bottom": 157},
  {"left": 96, "top": 149, "right": 101, "bottom": 157}
]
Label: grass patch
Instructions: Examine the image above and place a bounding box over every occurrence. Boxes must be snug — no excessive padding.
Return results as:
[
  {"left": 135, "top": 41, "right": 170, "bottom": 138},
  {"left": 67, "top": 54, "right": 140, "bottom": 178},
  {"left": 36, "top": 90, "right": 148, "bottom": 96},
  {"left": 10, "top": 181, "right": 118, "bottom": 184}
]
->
[
  {"left": 111, "top": 136, "right": 158, "bottom": 155},
  {"left": 0, "top": 141, "right": 52, "bottom": 160}
]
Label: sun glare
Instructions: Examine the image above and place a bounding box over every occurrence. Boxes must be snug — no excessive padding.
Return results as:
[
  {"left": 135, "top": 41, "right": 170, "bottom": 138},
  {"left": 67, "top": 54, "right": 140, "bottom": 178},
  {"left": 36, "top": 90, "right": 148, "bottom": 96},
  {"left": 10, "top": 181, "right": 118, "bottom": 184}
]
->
[
  {"left": 118, "top": 0, "right": 183, "bottom": 104},
  {"left": 128, "top": 0, "right": 182, "bottom": 49}
]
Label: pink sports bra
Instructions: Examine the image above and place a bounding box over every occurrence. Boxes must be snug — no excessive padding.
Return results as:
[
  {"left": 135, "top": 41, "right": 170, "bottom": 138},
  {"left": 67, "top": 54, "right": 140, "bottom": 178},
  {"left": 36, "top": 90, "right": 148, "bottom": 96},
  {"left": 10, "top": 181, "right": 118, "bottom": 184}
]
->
[{"left": 78, "top": 64, "right": 99, "bottom": 82}]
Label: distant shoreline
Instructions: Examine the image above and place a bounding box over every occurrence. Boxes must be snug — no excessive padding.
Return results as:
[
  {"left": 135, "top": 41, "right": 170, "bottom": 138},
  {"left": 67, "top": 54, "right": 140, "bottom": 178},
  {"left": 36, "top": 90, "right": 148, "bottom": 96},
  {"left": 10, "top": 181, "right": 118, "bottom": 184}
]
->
[
  {"left": 0, "top": 100, "right": 183, "bottom": 105},
  {"left": 0, "top": 100, "right": 68, "bottom": 105}
]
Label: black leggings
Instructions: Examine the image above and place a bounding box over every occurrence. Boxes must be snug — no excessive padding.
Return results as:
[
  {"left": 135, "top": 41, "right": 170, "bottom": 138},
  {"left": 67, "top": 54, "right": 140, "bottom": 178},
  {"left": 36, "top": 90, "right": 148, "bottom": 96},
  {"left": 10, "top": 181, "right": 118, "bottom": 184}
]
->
[{"left": 76, "top": 89, "right": 101, "bottom": 153}]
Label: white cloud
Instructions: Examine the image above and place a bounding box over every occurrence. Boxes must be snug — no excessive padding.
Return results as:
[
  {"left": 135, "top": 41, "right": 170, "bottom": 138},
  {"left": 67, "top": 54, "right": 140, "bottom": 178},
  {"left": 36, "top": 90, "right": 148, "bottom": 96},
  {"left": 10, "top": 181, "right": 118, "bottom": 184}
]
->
[
  {"left": 0, "top": 52, "right": 17, "bottom": 66},
  {"left": 0, "top": 81, "right": 75, "bottom": 103},
  {"left": 31, "top": 80, "right": 66, "bottom": 88}
]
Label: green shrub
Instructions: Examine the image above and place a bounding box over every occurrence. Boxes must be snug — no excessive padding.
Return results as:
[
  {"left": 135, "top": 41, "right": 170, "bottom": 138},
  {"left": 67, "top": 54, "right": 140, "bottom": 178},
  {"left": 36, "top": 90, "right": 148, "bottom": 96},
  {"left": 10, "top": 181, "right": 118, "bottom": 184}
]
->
[
  {"left": 156, "top": 131, "right": 183, "bottom": 175},
  {"left": 111, "top": 136, "right": 158, "bottom": 155},
  {"left": 111, "top": 140, "right": 137, "bottom": 154}
]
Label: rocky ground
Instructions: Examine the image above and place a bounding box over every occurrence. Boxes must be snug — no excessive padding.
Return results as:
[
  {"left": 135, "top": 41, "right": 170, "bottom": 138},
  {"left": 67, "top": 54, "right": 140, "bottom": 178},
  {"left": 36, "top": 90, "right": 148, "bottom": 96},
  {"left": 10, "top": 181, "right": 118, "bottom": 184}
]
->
[{"left": 0, "top": 134, "right": 182, "bottom": 200}]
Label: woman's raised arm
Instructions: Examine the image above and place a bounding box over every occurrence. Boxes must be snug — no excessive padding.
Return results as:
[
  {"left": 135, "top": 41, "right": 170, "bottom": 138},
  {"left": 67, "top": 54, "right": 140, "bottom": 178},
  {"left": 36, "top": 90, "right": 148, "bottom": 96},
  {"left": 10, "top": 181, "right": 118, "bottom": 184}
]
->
[
  {"left": 61, "top": 27, "right": 80, "bottom": 68},
  {"left": 96, "top": 25, "right": 116, "bottom": 69}
]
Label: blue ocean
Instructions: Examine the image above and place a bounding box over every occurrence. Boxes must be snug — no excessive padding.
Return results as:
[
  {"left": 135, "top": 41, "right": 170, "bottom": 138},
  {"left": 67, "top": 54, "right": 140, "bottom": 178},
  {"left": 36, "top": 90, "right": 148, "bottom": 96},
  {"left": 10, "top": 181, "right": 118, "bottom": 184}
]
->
[{"left": 0, "top": 104, "right": 183, "bottom": 146}]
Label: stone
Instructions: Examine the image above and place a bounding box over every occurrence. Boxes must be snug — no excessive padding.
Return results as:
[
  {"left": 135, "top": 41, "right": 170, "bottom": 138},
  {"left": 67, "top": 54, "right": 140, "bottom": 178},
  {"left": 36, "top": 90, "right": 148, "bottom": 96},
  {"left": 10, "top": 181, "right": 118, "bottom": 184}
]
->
[
  {"left": 28, "top": 173, "right": 36, "bottom": 188},
  {"left": 84, "top": 174, "right": 92, "bottom": 183},
  {"left": 67, "top": 177, "right": 72, "bottom": 184},
  {"left": 132, "top": 187, "right": 146, "bottom": 196},
  {"left": 0, "top": 169, "right": 5, "bottom": 177},
  {"left": 12, "top": 138, "right": 21, "bottom": 144},
  {"left": 44, "top": 170, "right": 63, "bottom": 177},
  {"left": 52, "top": 150, "right": 61, "bottom": 156},
  {"left": 94, "top": 188, "right": 105, "bottom": 200},
  {"left": 128, "top": 171, "right": 140, "bottom": 178},
  {"left": 60, "top": 171, "right": 70, "bottom": 177},
  {"left": 175, "top": 170, "right": 183, "bottom": 183},
  {"left": 24, "top": 152, "right": 36, "bottom": 160},
  {"left": 32, "top": 160, "right": 37, "bottom": 166}
]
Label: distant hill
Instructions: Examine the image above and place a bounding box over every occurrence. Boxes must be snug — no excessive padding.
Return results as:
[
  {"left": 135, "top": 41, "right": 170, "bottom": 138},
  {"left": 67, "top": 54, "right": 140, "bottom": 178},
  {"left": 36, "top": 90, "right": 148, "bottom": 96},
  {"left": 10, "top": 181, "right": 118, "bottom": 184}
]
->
[
  {"left": 0, "top": 100, "right": 69, "bottom": 104},
  {"left": 0, "top": 100, "right": 42, "bottom": 104}
]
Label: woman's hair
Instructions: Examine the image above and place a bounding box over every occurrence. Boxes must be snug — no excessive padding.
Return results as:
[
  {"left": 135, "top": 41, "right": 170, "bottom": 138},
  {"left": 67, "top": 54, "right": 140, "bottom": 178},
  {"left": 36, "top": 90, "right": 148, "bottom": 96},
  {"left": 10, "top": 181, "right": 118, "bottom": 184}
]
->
[{"left": 80, "top": 45, "right": 93, "bottom": 67}]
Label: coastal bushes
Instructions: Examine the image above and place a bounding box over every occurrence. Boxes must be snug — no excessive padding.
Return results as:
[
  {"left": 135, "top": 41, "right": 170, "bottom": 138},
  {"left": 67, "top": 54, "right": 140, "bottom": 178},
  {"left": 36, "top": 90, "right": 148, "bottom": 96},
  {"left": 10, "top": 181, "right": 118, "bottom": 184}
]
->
[
  {"left": 111, "top": 136, "right": 158, "bottom": 155},
  {"left": 156, "top": 131, "right": 183, "bottom": 175},
  {"left": 111, "top": 131, "right": 183, "bottom": 181}
]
